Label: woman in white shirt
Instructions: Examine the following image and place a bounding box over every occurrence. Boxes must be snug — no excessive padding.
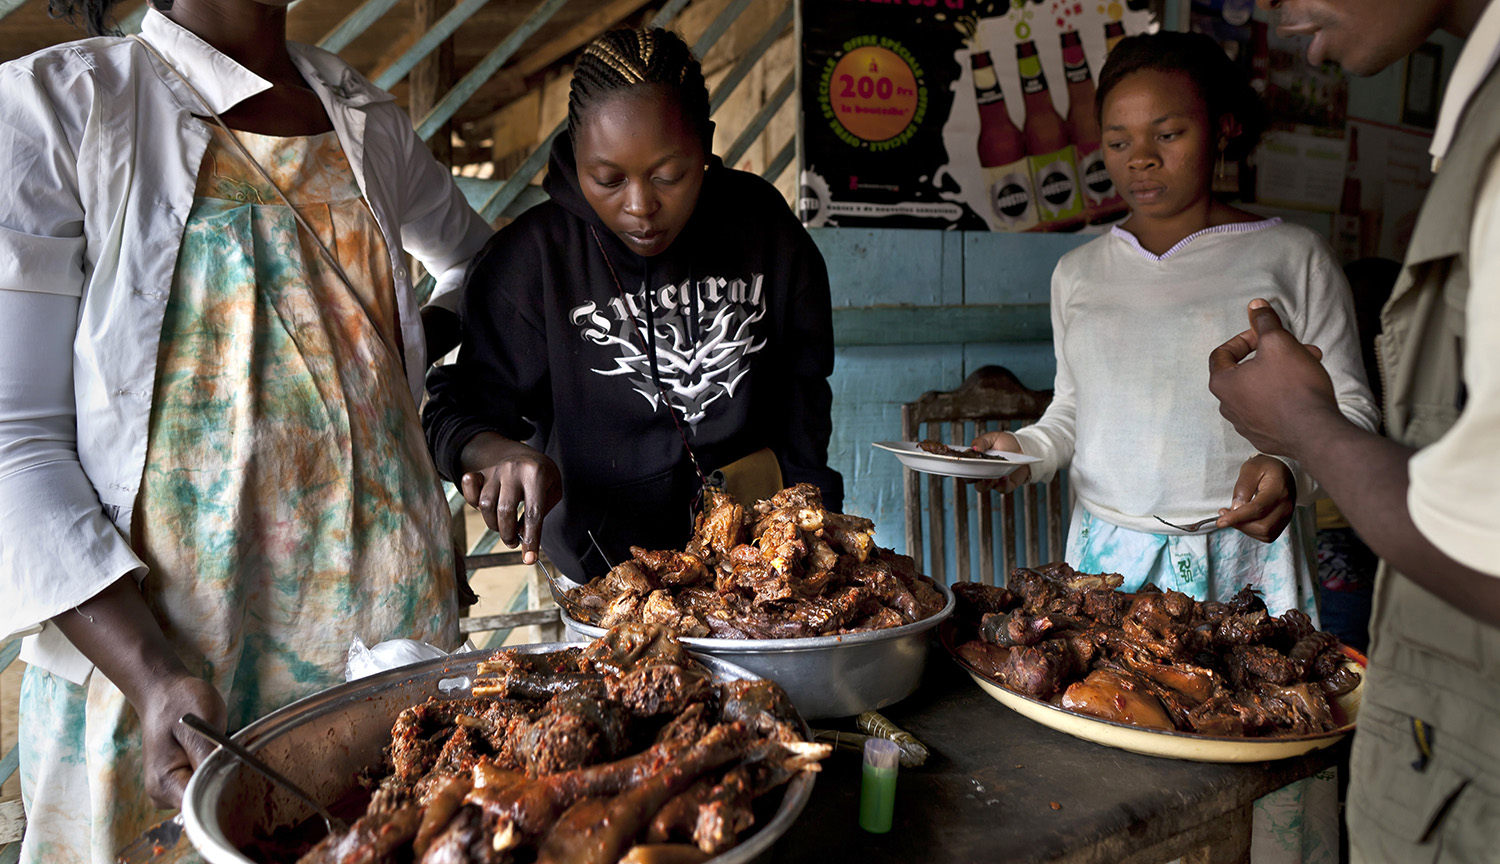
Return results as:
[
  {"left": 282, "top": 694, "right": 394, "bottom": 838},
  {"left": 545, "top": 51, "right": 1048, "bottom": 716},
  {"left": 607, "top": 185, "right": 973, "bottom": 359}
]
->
[
  {"left": 0, "top": 1, "right": 491, "bottom": 858},
  {"left": 973, "top": 32, "right": 1377, "bottom": 864}
]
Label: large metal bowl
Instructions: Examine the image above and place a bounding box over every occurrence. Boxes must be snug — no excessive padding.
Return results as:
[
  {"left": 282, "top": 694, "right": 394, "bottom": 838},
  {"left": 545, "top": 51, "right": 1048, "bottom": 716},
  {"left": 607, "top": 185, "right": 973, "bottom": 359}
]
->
[
  {"left": 563, "top": 581, "right": 955, "bottom": 720},
  {"left": 182, "top": 643, "right": 816, "bottom": 864}
]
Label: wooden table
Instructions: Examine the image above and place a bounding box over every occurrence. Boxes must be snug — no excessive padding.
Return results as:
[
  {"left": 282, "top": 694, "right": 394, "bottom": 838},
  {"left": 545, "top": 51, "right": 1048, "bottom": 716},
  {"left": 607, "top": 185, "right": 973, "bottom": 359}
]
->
[{"left": 771, "top": 654, "right": 1347, "bottom": 864}]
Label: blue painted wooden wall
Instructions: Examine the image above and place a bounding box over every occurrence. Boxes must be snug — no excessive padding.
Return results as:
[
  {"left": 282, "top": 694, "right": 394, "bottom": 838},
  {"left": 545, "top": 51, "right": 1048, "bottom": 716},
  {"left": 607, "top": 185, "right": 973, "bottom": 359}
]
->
[{"left": 807, "top": 228, "right": 1093, "bottom": 581}]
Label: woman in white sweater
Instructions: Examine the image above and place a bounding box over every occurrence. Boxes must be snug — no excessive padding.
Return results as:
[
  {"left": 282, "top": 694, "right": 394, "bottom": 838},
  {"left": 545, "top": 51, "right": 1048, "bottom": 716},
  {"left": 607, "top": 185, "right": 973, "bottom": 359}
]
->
[
  {"left": 974, "top": 31, "right": 1376, "bottom": 864},
  {"left": 978, "top": 32, "right": 1376, "bottom": 613}
]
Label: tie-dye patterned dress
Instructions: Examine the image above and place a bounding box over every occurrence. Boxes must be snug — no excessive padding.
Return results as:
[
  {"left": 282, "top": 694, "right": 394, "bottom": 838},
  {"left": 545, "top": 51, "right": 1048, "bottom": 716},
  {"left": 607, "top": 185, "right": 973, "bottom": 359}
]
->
[{"left": 18, "top": 125, "right": 458, "bottom": 864}]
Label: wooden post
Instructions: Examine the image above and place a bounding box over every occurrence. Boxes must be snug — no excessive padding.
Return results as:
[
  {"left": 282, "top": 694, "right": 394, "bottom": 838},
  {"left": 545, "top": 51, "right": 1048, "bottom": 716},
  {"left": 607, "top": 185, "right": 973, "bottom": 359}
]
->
[{"left": 409, "top": 0, "right": 454, "bottom": 166}]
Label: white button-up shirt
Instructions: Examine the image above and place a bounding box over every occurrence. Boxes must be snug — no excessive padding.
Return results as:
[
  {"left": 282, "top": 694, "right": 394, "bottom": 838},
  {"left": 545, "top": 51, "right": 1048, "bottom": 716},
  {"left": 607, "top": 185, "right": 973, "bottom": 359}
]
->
[{"left": 0, "top": 9, "right": 493, "bottom": 682}]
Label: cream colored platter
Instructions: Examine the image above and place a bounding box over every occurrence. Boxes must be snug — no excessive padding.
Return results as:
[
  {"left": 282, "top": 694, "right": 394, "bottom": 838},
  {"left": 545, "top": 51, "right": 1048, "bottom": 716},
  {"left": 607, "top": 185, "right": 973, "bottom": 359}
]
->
[{"left": 942, "top": 622, "right": 1365, "bottom": 763}]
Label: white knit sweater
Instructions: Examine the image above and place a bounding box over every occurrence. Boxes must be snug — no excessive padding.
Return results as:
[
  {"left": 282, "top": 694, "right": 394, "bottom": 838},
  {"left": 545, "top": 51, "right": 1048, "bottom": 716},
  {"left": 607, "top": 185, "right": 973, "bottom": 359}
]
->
[{"left": 1012, "top": 219, "right": 1380, "bottom": 534}]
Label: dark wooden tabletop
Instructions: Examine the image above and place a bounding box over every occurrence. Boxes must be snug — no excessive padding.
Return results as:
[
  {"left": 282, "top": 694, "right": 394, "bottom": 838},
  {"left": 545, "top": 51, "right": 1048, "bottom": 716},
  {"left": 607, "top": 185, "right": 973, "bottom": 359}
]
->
[{"left": 770, "top": 651, "right": 1348, "bottom": 864}]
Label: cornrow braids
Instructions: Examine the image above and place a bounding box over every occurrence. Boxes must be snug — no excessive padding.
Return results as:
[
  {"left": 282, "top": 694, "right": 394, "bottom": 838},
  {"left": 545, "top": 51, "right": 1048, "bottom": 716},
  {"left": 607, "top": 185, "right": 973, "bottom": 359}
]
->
[{"left": 568, "top": 27, "right": 712, "bottom": 151}]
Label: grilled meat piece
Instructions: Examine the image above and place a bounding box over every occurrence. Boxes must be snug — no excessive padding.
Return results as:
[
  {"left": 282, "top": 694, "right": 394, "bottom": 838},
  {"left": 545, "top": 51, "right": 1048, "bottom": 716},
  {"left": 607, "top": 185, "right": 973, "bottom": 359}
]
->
[
  {"left": 952, "top": 581, "right": 1021, "bottom": 618},
  {"left": 1061, "top": 668, "right": 1174, "bottom": 730},
  {"left": 565, "top": 483, "right": 939, "bottom": 638}
]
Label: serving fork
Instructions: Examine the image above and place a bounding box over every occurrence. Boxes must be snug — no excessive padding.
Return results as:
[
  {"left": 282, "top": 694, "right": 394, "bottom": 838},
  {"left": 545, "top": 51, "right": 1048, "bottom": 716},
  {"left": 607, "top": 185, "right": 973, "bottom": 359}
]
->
[{"left": 1152, "top": 514, "right": 1220, "bottom": 533}]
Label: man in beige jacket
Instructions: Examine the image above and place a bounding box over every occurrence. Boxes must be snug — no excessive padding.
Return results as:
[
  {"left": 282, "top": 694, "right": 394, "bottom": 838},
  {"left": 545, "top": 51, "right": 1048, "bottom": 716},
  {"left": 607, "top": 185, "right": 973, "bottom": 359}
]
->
[{"left": 1209, "top": 0, "right": 1500, "bottom": 859}]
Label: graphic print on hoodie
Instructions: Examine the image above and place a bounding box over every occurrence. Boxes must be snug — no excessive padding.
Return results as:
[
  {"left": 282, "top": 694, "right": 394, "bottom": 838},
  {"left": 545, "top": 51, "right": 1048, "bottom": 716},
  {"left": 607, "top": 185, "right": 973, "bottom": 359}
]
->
[
  {"left": 424, "top": 134, "right": 843, "bottom": 581},
  {"left": 568, "top": 272, "right": 768, "bottom": 427}
]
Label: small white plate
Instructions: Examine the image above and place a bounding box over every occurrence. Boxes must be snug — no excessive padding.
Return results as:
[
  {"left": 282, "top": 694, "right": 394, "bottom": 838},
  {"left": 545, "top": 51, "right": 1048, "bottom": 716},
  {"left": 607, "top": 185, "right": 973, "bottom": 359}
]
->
[{"left": 872, "top": 441, "right": 1041, "bottom": 480}]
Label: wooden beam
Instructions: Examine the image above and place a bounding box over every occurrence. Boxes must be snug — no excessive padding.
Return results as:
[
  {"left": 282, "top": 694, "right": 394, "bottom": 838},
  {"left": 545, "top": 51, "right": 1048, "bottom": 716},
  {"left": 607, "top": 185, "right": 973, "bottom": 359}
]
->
[
  {"left": 415, "top": 0, "right": 572, "bottom": 142},
  {"left": 723, "top": 69, "right": 793, "bottom": 168},
  {"left": 460, "top": 0, "right": 655, "bottom": 133},
  {"left": 317, "top": 0, "right": 403, "bottom": 54},
  {"left": 371, "top": 0, "right": 490, "bottom": 91},
  {"left": 831, "top": 305, "right": 1051, "bottom": 346},
  {"left": 709, "top": 1, "right": 792, "bottom": 114},
  {"left": 408, "top": 0, "right": 455, "bottom": 165}
]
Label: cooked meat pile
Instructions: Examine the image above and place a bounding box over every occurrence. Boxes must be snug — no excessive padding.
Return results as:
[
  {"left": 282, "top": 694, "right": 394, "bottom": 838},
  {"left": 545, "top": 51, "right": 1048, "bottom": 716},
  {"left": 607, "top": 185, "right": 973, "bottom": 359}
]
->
[
  {"left": 296, "top": 624, "right": 830, "bottom": 864},
  {"left": 562, "top": 484, "right": 947, "bottom": 639},
  {"left": 916, "top": 439, "right": 1009, "bottom": 460},
  {"left": 952, "top": 563, "right": 1362, "bottom": 737}
]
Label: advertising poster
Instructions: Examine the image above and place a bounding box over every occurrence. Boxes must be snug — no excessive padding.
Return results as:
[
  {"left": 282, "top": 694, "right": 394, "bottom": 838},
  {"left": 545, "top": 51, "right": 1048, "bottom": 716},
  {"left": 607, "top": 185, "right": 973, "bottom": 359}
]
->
[{"left": 799, "top": 0, "right": 1158, "bottom": 232}]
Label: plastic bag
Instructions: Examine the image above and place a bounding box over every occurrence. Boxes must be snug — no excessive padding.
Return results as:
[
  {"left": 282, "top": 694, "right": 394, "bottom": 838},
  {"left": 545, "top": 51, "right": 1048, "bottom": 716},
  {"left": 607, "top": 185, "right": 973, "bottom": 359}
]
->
[{"left": 344, "top": 637, "right": 449, "bottom": 682}]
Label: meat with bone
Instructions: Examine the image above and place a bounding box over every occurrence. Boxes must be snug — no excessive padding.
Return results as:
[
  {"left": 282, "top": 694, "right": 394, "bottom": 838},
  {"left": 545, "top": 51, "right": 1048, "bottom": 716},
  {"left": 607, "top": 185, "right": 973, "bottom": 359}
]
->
[
  {"left": 953, "top": 566, "right": 1361, "bottom": 738},
  {"left": 291, "top": 625, "right": 829, "bottom": 864},
  {"left": 565, "top": 485, "right": 945, "bottom": 638}
]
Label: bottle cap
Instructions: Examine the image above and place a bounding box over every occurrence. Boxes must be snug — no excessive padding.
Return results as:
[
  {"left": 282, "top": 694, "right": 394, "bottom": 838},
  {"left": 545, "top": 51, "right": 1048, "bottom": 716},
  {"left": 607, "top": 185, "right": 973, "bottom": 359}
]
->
[{"left": 863, "top": 737, "right": 900, "bottom": 772}]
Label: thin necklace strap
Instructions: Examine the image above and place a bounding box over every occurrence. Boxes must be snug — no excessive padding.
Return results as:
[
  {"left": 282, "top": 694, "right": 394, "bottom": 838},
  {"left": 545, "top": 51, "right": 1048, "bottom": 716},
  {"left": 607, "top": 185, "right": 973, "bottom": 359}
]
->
[
  {"left": 588, "top": 226, "right": 711, "bottom": 495},
  {"left": 128, "top": 34, "right": 358, "bottom": 297}
]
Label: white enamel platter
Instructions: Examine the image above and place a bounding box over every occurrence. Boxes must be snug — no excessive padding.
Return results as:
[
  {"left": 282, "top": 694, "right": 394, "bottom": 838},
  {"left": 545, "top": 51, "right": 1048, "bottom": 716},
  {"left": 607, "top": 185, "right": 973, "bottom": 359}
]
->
[
  {"left": 943, "top": 623, "right": 1366, "bottom": 762},
  {"left": 872, "top": 441, "right": 1042, "bottom": 480}
]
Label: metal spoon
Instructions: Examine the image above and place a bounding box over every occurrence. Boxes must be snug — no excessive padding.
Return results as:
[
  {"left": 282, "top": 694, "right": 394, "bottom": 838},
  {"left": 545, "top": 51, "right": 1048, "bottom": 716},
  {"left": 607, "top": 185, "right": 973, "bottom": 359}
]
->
[
  {"left": 1153, "top": 514, "right": 1220, "bottom": 532},
  {"left": 179, "top": 713, "right": 348, "bottom": 837}
]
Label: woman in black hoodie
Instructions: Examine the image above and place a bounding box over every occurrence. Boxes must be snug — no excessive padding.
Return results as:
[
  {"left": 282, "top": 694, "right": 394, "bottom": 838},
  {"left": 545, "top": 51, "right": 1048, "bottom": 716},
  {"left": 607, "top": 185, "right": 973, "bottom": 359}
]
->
[{"left": 424, "top": 27, "right": 842, "bottom": 581}]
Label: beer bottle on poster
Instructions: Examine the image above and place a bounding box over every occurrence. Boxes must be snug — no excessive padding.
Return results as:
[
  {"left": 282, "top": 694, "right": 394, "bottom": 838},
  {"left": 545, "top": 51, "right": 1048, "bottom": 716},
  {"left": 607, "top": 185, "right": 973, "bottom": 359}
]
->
[
  {"left": 1060, "top": 30, "right": 1127, "bottom": 224},
  {"left": 971, "top": 51, "right": 1040, "bottom": 231},
  {"left": 1334, "top": 127, "right": 1365, "bottom": 261},
  {"left": 1104, "top": 21, "right": 1126, "bottom": 54},
  {"left": 1016, "top": 40, "right": 1085, "bottom": 230}
]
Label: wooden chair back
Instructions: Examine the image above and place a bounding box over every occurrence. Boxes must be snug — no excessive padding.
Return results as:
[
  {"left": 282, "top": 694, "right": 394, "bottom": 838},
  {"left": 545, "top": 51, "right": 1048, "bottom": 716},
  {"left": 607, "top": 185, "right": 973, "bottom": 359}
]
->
[{"left": 901, "top": 365, "right": 1067, "bottom": 585}]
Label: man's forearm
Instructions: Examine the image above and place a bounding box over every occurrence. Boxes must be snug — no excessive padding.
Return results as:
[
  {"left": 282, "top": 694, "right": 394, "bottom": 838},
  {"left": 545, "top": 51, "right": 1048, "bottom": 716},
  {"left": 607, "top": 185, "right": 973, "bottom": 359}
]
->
[{"left": 1290, "top": 414, "right": 1500, "bottom": 627}]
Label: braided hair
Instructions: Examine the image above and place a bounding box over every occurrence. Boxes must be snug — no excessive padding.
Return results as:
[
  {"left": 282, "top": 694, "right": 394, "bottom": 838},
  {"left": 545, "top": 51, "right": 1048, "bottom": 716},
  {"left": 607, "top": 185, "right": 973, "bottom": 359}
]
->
[
  {"left": 1096, "top": 31, "right": 1268, "bottom": 161},
  {"left": 568, "top": 27, "right": 713, "bottom": 152}
]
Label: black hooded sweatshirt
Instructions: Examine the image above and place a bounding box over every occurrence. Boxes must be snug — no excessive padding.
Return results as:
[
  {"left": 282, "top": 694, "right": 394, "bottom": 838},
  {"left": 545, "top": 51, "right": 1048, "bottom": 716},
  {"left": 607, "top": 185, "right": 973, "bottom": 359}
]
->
[{"left": 424, "top": 136, "right": 843, "bottom": 581}]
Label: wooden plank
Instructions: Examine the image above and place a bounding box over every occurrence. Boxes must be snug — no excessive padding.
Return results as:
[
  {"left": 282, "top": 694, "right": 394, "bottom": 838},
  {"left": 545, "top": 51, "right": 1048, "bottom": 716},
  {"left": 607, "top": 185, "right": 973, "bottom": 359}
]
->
[
  {"left": 831, "top": 304, "right": 1051, "bottom": 347},
  {"left": 688, "top": 0, "right": 757, "bottom": 58},
  {"left": 975, "top": 421, "right": 995, "bottom": 585},
  {"left": 317, "top": 0, "right": 403, "bottom": 54},
  {"left": 764, "top": 136, "right": 795, "bottom": 184},
  {"left": 1047, "top": 476, "right": 1064, "bottom": 564},
  {"left": 962, "top": 231, "right": 1092, "bottom": 304},
  {"left": 708, "top": 1, "right": 792, "bottom": 113},
  {"left": 1000, "top": 488, "right": 1016, "bottom": 578},
  {"left": 372, "top": 0, "right": 487, "bottom": 91},
  {"left": 722, "top": 69, "right": 793, "bottom": 168},
  {"left": 950, "top": 421, "right": 969, "bottom": 585},
  {"left": 0, "top": 798, "right": 22, "bottom": 846},
  {"left": 409, "top": 0, "right": 455, "bottom": 165},
  {"left": 458, "top": 0, "right": 656, "bottom": 130},
  {"left": 901, "top": 405, "right": 922, "bottom": 573},
  {"left": 465, "top": 551, "right": 526, "bottom": 569},
  {"left": 0, "top": 747, "right": 15, "bottom": 789},
  {"left": 810, "top": 228, "right": 958, "bottom": 307},
  {"left": 478, "top": 123, "right": 565, "bottom": 222},
  {"left": 458, "top": 607, "right": 560, "bottom": 633},
  {"left": 415, "top": 0, "right": 573, "bottom": 142},
  {"left": 1022, "top": 481, "right": 1040, "bottom": 568},
  {"left": 925, "top": 423, "right": 945, "bottom": 584}
]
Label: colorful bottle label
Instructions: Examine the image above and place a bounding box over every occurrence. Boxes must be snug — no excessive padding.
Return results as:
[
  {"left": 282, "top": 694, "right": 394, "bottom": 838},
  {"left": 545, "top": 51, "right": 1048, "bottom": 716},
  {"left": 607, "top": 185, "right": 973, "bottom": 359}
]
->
[
  {"left": 1063, "top": 55, "right": 1090, "bottom": 85},
  {"left": 985, "top": 160, "right": 1040, "bottom": 231},
  {"left": 1029, "top": 146, "right": 1085, "bottom": 223},
  {"left": 1019, "top": 55, "right": 1046, "bottom": 95},
  {"left": 1075, "top": 142, "right": 1117, "bottom": 205}
]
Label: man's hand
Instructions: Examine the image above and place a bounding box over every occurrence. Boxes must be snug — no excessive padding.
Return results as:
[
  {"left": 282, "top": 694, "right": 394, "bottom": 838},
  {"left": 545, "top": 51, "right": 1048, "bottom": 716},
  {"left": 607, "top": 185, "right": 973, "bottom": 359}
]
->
[
  {"left": 969, "top": 430, "right": 1031, "bottom": 494},
  {"left": 459, "top": 432, "right": 562, "bottom": 565},
  {"left": 1209, "top": 299, "right": 1339, "bottom": 459},
  {"left": 137, "top": 672, "right": 227, "bottom": 809},
  {"left": 1217, "top": 454, "right": 1296, "bottom": 542}
]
